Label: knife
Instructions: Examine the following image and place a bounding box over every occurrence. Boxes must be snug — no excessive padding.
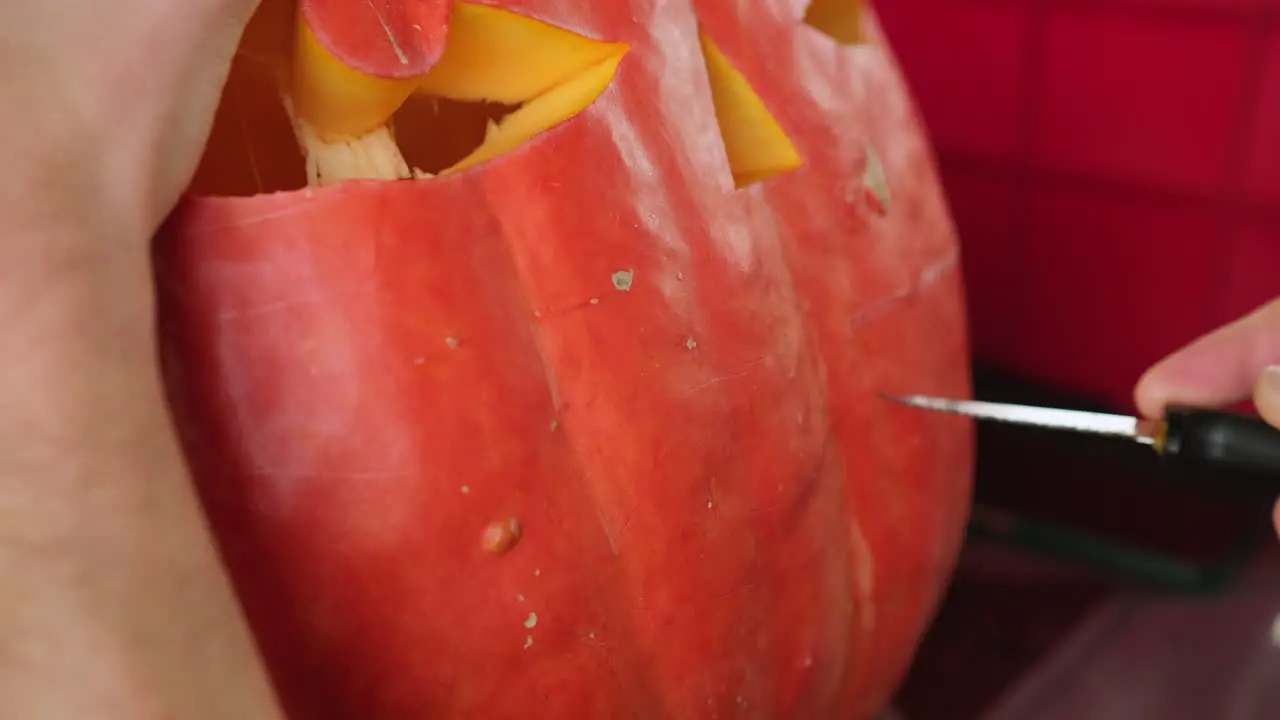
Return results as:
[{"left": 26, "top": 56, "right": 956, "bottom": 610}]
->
[{"left": 887, "top": 394, "right": 1280, "bottom": 483}]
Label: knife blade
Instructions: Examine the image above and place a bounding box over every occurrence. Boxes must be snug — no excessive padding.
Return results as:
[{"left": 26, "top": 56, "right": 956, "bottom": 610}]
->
[
  {"left": 886, "top": 394, "right": 1280, "bottom": 487},
  {"left": 889, "top": 395, "right": 1159, "bottom": 445}
]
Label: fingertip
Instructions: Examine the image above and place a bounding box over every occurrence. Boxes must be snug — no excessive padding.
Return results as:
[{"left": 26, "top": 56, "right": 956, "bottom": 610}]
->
[
  {"left": 1132, "top": 323, "right": 1264, "bottom": 417},
  {"left": 1132, "top": 376, "right": 1160, "bottom": 418},
  {"left": 1134, "top": 298, "right": 1280, "bottom": 422},
  {"left": 1254, "top": 365, "right": 1280, "bottom": 428},
  {"left": 1133, "top": 361, "right": 1174, "bottom": 418}
]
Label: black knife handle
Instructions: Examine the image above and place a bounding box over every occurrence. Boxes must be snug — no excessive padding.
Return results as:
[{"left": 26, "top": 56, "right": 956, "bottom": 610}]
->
[{"left": 1161, "top": 408, "right": 1280, "bottom": 489}]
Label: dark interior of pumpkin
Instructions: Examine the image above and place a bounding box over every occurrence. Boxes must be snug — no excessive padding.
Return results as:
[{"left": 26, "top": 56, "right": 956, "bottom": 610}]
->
[{"left": 188, "top": 53, "right": 518, "bottom": 197}]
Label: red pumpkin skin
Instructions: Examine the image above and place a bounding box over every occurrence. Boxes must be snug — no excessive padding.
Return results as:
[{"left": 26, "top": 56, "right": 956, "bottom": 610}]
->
[
  {"left": 301, "top": 0, "right": 454, "bottom": 75},
  {"left": 155, "top": 0, "right": 973, "bottom": 717}
]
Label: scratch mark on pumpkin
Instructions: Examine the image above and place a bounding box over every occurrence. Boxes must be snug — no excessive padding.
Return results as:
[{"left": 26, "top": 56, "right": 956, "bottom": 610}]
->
[
  {"left": 847, "top": 250, "right": 958, "bottom": 332},
  {"left": 682, "top": 356, "right": 769, "bottom": 396},
  {"left": 215, "top": 297, "right": 317, "bottom": 320},
  {"left": 594, "top": 501, "right": 623, "bottom": 556},
  {"left": 366, "top": 0, "right": 410, "bottom": 65},
  {"left": 185, "top": 196, "right": 347, "bottom": 234},
  {"left": 247, "top": 468, "right": 413, "bottom": 481},
  {"left": 710, "top": 580, "right": 760, "bottom": 605}
]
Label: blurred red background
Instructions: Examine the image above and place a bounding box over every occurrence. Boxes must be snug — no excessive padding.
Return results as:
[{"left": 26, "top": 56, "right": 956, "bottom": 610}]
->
[
  {"left": 871, "top": 1, "right": 1280, "bottom": 716},
  {"left": 876, "top": 0, "right": 1280, "bottom": 411}
]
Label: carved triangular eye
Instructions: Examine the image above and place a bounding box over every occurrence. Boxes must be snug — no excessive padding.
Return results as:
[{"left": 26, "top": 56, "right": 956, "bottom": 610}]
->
[
  {"left": 803, "top": 0, "right": 867, "bottom": 46},
  {"left": 191, "top": 2, "right": 628, "bottom": 196},
  {"left": 698, "top": 31, "right": 802, "bottom": 189}
]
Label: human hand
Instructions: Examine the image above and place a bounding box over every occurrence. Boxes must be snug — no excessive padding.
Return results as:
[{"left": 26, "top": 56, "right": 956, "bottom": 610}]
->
[
  {"left": 1135, "top": 298, "right": 1280, "bottom": 534},
  {"left": 0, "top": 0, "right": 259, "bottom": 245},
  {"left": 0, "top": 4, "right": 285, "bottom": 718}
]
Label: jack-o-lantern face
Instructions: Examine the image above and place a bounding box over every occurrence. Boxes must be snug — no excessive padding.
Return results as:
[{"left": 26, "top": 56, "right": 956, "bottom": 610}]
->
[
  {"left": 158, "top": 1, "right": 972, "bottom": 717},
  {"left": 191, "top": 0, "right": 808, "bottom": 194}
]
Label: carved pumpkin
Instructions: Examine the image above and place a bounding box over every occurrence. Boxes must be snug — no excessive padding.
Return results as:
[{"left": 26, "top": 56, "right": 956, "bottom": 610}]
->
[{"left": 155, "top": 0, "right": 973, "bottom": 716}]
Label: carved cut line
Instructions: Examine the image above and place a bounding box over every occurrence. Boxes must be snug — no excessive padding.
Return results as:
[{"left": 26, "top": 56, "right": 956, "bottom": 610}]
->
[{"left": 698, "top": 31, "right": 803, "bottom": 189}]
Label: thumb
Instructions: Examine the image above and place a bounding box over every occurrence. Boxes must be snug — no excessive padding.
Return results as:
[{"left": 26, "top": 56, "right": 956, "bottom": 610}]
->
[
  {"left": 1253, "top": 365, "right": 1280, "bottom": 428},
  {"left": 1134, "top": 298, "right": 1280, "bottom": 418}
]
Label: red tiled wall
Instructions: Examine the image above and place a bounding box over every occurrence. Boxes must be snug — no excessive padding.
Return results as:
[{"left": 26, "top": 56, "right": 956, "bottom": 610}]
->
[{"left": 876, "top": 0, "right": 1280, "bottom": 410}]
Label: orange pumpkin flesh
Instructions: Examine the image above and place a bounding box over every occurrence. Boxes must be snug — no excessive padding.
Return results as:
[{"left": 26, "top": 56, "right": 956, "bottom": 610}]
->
[{"left": 159, "top": 0, "right": 974, "bottom": 717}]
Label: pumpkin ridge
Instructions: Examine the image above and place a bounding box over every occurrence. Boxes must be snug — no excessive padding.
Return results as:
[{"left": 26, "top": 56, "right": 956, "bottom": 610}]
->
[{"left": 463, "top": 61, "right": 822, "bottom": 710}]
